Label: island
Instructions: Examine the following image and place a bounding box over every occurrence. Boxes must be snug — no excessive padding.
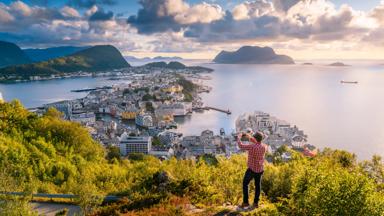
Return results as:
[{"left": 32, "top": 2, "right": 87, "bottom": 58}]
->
[
  {"left": 303, "top": 62, "right": 313, "bottom": 65},
  {"left": 328, "top": 62, "right": 350, "bottom": 67},
  {"left": 0, "top": 45, "right": 130, "bottom": 82},
  {"left": 213, "top": 46, "right": 295, "bottom": 64},
  {"left": 143, "top": 61, "right": 213, "bottom": 72},
  {"left": 0, "top": 41, "right": 31, "bottom": 68}
]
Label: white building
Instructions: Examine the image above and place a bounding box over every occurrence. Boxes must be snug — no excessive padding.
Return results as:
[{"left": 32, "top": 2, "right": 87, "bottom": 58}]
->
[
  {"left": 119, "top": 132, "right": 152, "bottom": 156},
  {"left": 44, "top": 101, "right": 72, "bottom": 119},
  {"left": 135, "top": 113, "right": 153, "bottom": 128},
  {"left": 70, "top": 112, "right": 96, "bottom": 124},
  {"left": 155, "top": 102, "right": 192, "bottom": 117},
  {"left": 0, "top": 92, "right": 3, "bottom": 102}
]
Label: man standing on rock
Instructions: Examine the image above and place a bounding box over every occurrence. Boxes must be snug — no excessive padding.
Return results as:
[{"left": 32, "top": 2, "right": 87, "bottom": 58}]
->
[{"left": 237, "top": 131, "right": 268, "bottom": 209}]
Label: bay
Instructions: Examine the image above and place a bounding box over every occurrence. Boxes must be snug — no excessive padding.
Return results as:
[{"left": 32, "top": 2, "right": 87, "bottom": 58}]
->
[{"left": 1, "top": 60, "right": 384, "bottom": 159}]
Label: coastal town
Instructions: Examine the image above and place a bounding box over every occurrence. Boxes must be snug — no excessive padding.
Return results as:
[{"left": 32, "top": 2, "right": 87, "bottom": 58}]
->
[{"left": 8, "top": 63, "right": 317, "bottom": 161}]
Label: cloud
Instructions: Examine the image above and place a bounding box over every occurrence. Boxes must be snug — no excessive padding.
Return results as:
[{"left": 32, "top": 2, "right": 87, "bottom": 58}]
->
[
  {"left": 182, "top": 0, "right": 371, "bottom": 44},
  {"left": 127, "top": 0, "right": 223, "bottom": 34},
  {"left": 60, "top": 6, "right": 80, "bottom": 18},
  {"left": 0, "top": 7, "right": 15, "bottom": 23},
  {"left": 89, "top": 8, "right": 114, "bottom": 21},
  {"left": 0, "top": 1, "right": 140, "bottom": 51},
  {"left": 272, "top": 0, "right": 302, "bottom": 12},
  {"left": 232, "top": 0, "right": 274, "bottom": 20},
  {"left": 67, "top": 0, "right": 117, "bottom": 8}
]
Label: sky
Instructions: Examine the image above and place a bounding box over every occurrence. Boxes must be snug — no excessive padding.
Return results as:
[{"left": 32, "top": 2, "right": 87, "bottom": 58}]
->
[{"left": 0, "top": 0, "right": 384, "bottom": 60}]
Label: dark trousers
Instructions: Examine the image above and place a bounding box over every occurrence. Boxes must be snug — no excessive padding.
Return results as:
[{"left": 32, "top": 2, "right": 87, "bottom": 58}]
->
[{"left": 243, "top": 168, "right": 263, "bottom": 205}]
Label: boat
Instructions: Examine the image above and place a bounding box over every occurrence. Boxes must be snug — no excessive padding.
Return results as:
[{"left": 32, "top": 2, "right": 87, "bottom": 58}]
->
[{"left": 340, "top": 81, "right": 358, "bottom": 84}]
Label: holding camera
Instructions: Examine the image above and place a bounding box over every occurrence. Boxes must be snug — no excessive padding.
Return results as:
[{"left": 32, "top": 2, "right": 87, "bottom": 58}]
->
[{"left": 237, "top": 130, "right": 267, "bottom": 210}]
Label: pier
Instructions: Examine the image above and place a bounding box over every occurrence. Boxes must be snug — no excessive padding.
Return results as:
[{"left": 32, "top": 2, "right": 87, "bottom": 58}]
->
[
  {"left": 193, "top": 106, "right": 231, "bottom": 115},
  {"left": 71, "top": 86, "right": 112, "bottom": 93}
]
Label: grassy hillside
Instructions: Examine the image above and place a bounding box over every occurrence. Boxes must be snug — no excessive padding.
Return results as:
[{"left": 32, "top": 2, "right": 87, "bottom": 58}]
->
[
  {"left": 0, "top": 45, "right": 130, "bottom": 81},
  {"left": 0, "top": 101, "right": 383, "bottom": 215}
]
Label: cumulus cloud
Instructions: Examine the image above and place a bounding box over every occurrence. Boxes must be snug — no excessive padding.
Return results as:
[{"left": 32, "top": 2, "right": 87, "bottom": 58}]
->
[
  {"left": 127, "top": 0, "right": 223, "bottom": 34},
  {"left": 0, "top": 1, "right": 140, "bottom": 51},
  {"left": 60, "top": 6, "right": 80, "bottom": 18},
  {"left": 89, "top": 8, "right": 114, "bottom": 21},
  {"left": 182, "top": 0, "right": 372, "bottom": 44},
  {"left": 0, "top": 7, "right": 14, "bottom": 23},
  {"left": 232, "top": 0, "right": 274, "bottom": 20},
  {"left": 67, "top": 0, "right": 117, "bottom": 8}
]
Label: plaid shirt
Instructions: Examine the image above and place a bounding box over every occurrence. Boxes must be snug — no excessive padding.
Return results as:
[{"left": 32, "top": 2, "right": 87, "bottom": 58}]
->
[{"left": 237, "top": 138, "right": 267, "bottom": 173}]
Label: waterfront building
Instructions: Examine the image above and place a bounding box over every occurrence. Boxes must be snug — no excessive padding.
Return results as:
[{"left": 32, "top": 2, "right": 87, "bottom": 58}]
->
[
  {"left": 119, "top": 132, "right": 152, "bottom": 156},
  {"left": 135, "top": 113, "right": 153, "bottom": 128},
  {"left": 155, "top": 102, "right": 192, "bottom": 117},
  {"left": 0, "top": 92, "right": 3, "bottom": 103},
  {"left": 70, "top": 112, "right": 96, "bottom": 125},
  {"left": 200, "top": 130, "right": 214, "bottom": 146}
]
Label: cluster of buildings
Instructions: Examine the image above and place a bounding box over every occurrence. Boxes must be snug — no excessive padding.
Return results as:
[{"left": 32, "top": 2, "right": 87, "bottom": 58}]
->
[
  {"left": 40, "top": 67, "right": 214, "bottom": 158},
  {"left": 236, "top": 111, "right": 316, "bottom": 155}
]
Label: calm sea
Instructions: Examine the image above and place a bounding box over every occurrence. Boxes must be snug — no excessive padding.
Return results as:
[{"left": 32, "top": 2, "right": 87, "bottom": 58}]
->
[{"left": 1, "top": 60, "right": 384, "bottom": 159}]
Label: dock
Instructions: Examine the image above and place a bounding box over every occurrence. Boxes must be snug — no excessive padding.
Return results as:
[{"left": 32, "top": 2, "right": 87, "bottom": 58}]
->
[
  {"left": 193, "top": 106, "right": 231, "bottom": 115},
  {"left": 71, "top": 86, "right": 112, "bottom": 93}
]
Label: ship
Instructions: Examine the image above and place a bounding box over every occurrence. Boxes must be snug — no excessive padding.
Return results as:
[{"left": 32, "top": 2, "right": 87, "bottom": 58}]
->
[{"left": 340, "top": 80, "right": 358, "bottom": 84}]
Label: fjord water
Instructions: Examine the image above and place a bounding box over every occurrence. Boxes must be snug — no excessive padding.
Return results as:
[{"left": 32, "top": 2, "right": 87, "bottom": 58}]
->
[
  {"left": 176, "top": 61, "right": 384, "bottom": 160},
  {"left": 1, "top": 61, "right": 384, "bottom": 159}
]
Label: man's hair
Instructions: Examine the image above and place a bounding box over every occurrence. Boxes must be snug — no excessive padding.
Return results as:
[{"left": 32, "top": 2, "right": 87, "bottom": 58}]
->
[{"left": 253, "top": 131, "right": 264, "bottom": 142}]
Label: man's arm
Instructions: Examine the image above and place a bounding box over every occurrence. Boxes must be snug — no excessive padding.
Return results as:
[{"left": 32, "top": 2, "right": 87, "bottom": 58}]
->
[{"left": 237, "top": 134, "right": 252, "bottom": 151}]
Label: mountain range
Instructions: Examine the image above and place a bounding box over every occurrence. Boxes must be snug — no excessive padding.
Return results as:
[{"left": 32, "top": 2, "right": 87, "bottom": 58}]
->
[
  {"left": 0, "top": 41, "right": 32, "bottom": 68},
  {"left": 0, "top": 45, "right": 130, "bottom": 81},
  {"left": 23, "top": 46, "right": 90, "bottom": 62},
  {"left": 213, "top": 46, "right": 295, "bottom": 64},
  {"left": 125, "top": 55, "right": 183, "bottom": 62}
]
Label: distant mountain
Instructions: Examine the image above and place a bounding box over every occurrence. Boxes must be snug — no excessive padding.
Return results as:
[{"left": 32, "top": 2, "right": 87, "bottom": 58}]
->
[
  {"left": 328, "top": 62, "right": 349, "bottom": 67},
  {"left": 144, "top": 61, "right": 186, "bottom": 69},
  {"left": 0, "top": 41, "right": 31, "bottom": 68},
  {"left": 153, "top": 56, "right": 183, "bottom": 61},
  {"left": 0, "top": 45, "right": 130, "bottom": 81},
  {"left": 213, "top": 46, "right": 295, "bottom": 64},
  {"left": 144, "top": 61, "right": 213, "bottom": 72},
  {"left": 125, "top": 56, "right": 183, "bottom": 62},
  {"left": 24, "top": 46, "right": 90, "bottom": 62}
]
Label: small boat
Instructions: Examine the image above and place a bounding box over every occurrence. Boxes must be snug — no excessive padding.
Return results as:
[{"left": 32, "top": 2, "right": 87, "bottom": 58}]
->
[{"left": 340, "top": 81, "right": 358, "bottom": 84}]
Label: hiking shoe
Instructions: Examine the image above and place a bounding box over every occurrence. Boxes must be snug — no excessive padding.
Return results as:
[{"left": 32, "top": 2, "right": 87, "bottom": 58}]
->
[
  {"left": 236, "top": 203, "right": 250, "bottom": 211},
  {"left": 251, "top": 203, "right": 259, "bottom": 209}
]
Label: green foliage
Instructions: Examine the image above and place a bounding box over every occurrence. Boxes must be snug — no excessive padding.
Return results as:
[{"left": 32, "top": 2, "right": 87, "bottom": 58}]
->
[
  {"left": 1, "top": 101, "right": 384, "bottom": 215},
  {"left": 142, "top": 94, "right": 154, "bottom": 101},
  {"left": 145, "top": 102, "right": 154, "bottom": 112},
  {"left": 176, "top": 75, "right": 196, "bottom": 102},
  {"left": 152, "top": 136, "right": 163, "bottom": 147},
  {"left": 106, "top": 146, "right": 121, "bottom": 163}
]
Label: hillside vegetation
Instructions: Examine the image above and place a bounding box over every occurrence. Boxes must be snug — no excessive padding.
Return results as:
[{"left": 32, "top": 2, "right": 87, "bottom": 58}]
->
[
  {"left": 0, "top": 45, "right": 130, "bottom": 81},
  {"left": 0, "top": 101, "right": 383, "bottom": 215}
]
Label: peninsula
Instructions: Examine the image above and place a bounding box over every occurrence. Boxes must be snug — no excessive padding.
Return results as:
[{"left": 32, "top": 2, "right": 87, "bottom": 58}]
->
[{"left": 0, "top": 45, "right": 130, "bottom": 82}]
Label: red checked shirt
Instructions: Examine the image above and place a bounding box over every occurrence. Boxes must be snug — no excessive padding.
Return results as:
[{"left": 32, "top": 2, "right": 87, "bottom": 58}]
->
[{"left": 237, "top": 138, "right": 267, "bottom": 173}]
